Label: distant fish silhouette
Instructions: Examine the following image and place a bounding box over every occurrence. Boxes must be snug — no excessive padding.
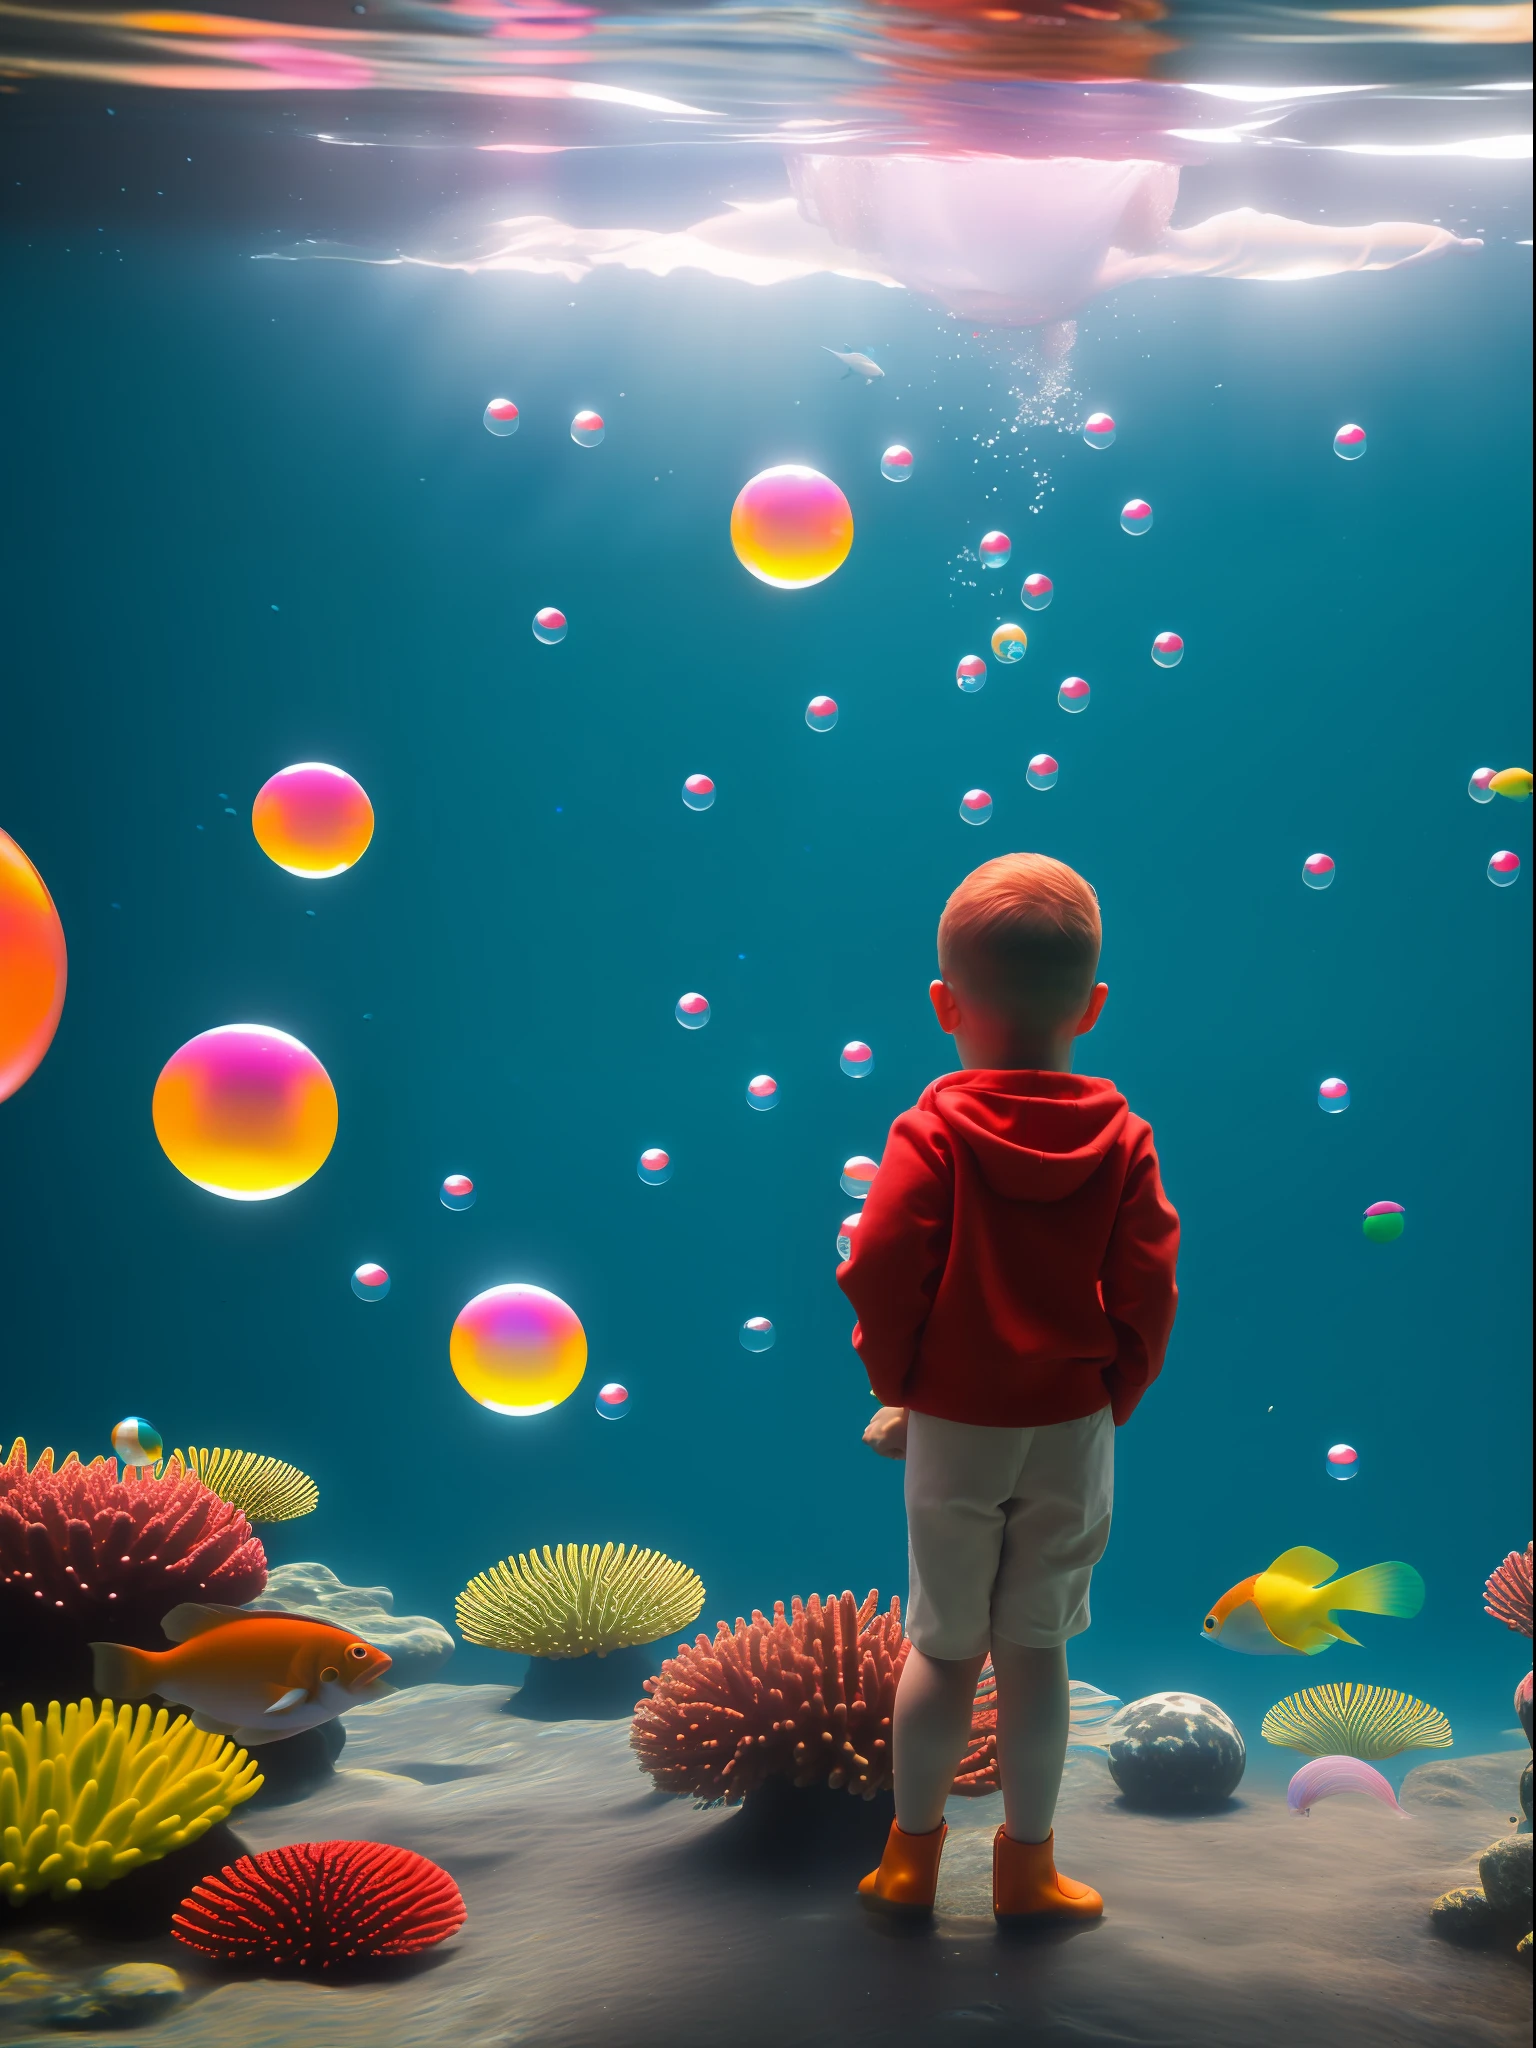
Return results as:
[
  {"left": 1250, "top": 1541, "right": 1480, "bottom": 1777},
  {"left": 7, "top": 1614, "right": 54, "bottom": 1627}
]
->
[
  {"left": 824, "top": 345, "right": 884, "bottom": 383},
  {"left": 1288, "top": 1755, "right": 1406, "bottom": 1817}
]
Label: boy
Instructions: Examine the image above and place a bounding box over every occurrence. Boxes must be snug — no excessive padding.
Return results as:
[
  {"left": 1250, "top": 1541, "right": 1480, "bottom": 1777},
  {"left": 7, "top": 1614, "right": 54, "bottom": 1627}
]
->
[{"left": 837, "top": 853, "right": 1178, "bottom": 1923}]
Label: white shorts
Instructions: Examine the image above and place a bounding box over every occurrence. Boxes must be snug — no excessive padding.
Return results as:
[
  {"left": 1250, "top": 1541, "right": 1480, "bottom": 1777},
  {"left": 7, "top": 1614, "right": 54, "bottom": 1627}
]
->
[{"left": 904, "top": 1406, "right": 1114, "bottom": 1660}]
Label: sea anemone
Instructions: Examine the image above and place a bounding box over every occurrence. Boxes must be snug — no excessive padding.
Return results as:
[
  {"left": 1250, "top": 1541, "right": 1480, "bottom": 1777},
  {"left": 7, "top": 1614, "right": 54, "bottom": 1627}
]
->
[
  {"left": 0, "top": 1440, "right": 267, "bottom": 1710},
  {"left": 174, "top": 1448, "right": 318, "bottom": 1524},
  {"left": 172, "top": 1841, "right": 466, "bottom": 1971},
  {"left": 456, "top": 1542, "right": 704, "bottom": 1659},
  {"left": 631, "top": 1590, "right": 997, "bottom": 1805},
  {"left": 0, "top": 1698, "right": 262, "bottom": 1905},
  {"left": 1484, "top": 1543, "right": 1533, "bottom": 1637},
  {"left": 1261, "top": 1682, "right": 1453, "bottom": 1761}
]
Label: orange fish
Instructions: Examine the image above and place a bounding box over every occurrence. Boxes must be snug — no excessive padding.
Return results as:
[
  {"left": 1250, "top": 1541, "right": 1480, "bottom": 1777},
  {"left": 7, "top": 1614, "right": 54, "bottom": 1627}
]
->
[{"left": 91, "top": 1603, "right": 392, "bottom": 1746}]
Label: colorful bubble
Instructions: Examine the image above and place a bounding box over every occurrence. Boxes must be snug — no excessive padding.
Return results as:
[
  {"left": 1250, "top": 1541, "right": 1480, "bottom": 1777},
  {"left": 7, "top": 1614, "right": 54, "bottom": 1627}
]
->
[
  {"left": 595, "top": 1381, "right": 630, "bottom": 1420},
  {"left": 676, "top": 992, "right": 710, "bottom": 1030},
  {"left": 1326, "top": 1443, "right": 1360, "bottom": 1482},
  {"left": 1151, "top": 632, "right": 1184, "bottom": 669},
  {"left": 533, "top": 607, "right": 567, "bottom": 646},
  {"left": 841, "top": 1155, "right": 878, "bottom": 1200},
  {"left": 746, "top": 1074, "right": 779, "bottom": 1111},
  {"left": 837, "top": 1212, "right": 861, "bottom": 1260},
  {"left": 1302, "top": 854, "right": 1336, "bottom": 891},
  {"left": 1488, "top": 850, "right": 1521, "bottom": 887},
  {"left": 1362, "top": 1201, "right": 1405, "bottom": 1245},
  {"left": 1318, "top": 1078, "right": 1350, "bottom": 1114},
  {"left": 806, "top": 695, "right": 839, "bottom": 733},
  {"left": 111, "top": 1417, "right": 162, "bottom": 1468},
  {"left": 450, "top": 1282, "right": 586, "bottom": 1417},
  {"left": 1083, "top": 412, "right": 1116, "bottom": 450},
  {"left": 251, "top": 763, "right": 374, "bottom": 880},
  {"left": 1026, "top": 754, "right": 1059, "bottom": 792},
  {"left": 730, "top": 465, "right": 853, "bottom": 589},
  {"left": 1120, "top": 499, "right": 1153, "bottom": 537},
  {"left": 991, "top": 623, "right": 1027, "bottom": 665},
  {"left": 571, "top": 410, "right": 605, "bottom": 448},
  {"left": 1469, "top": 767, "right": 1498, "bottom": 804},
  {"left": 1333, "top": 424, "right": 1366, "bottom": 461},
  {"left": 960, "top": 789, "right": 993, "bottom": 826},
  {"left": 1490, "top": 767, "right": 1533, "bottom": 800},
  {"left": 881, "top": 445, "right": 913, "bottom": 483},
  {"left": 352, "top": 1262, "right": 391, "bottom": 1302},
  {"left": 638, "top": 1147, "right": 673, "bottom": 1187},
  {"left": 441, "top": 1174, "right": 476, "bottom": 1211},
  {"left": 979, "top": 530, "right": 1011, "bottom": 571},
  {"left": 740, "top": 1316, "right": 775, "bottom": 1353},
  {"left": 682, "top": 774, "right": 716, "bottom": 812},
  {"left": 152, "top": 1024, "right": 337, "bottom": 1201},
  {"left": 1021, "top": 573, "right": 1053, "bottom": 612},
  {"left": 483, "top": 397, "right": 520, "bottom": 437},
  {"left": 956, "top": 655, "right": 987, "bottom": 694},
  {"left": 1058, "top": 676, "right": 1090, "bottom": 714},
  {"left": 840, "top": 1040, "right": 873, "bottom": 1079},
  {"left": 0, "top": 825, "right": 67, "bottom": 1105}
]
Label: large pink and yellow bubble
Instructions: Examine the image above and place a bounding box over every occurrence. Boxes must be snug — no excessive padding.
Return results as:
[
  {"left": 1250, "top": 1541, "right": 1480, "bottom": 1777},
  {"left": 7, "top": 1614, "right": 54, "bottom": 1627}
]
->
[
  {"left": 252, "top": 763, "right": 374, "bottom": 878},
  {"left": 450, "top": 1283, "right": 587, "bottom": 1416},
  {"left": 152, "top": 1024, "right": 338, "bottom": 1199},
  {"left": 730, "top": 465, "right": 853, "bottom": 589},
  {"left": 0, "top": 826, "right": 67, "bottom": 1104}
]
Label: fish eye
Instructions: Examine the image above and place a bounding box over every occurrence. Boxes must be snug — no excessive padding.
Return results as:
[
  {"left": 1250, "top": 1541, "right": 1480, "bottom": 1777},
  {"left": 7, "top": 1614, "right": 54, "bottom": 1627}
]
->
[
  {"left": 1203, "top": 1616, "right": 1216, "bottom": 1631},
  {"left": 319, "top": 1665, "right": 339, "bottom": 1684},
  {"left": 347, "top": 1642, "right": 369, "bottom": 1661}
]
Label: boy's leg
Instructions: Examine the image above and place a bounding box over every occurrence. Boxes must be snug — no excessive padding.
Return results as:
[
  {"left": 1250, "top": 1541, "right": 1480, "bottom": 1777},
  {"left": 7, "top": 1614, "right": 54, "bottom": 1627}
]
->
[
  {"left": 892, "top": 1647, "right": 989, "bottom": 1835},
  {"left": 989, "top": 1637, "right": 1069, "bottom": 1843}
]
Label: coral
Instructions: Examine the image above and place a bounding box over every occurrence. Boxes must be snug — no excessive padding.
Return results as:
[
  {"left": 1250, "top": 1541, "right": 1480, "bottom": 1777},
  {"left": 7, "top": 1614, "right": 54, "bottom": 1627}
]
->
[
  {"left": 0, "top": 1440, "right": 267, "bottom": 1709},
  {"left": 173, "top": 1840, "right": 465, "bottom": 1970},
  {"left": 1484, "top": 1543, "right": 1533, "bottom": 1637},
  {"left": 1517, "top": 1669, "right": 1533, "bottom": 1746},
  {"left": 631, "top": 1590, "right": 996, "bottom": 1804},
  {"left": 175, "top": 1448, "right": 318, "bottom": 1524},
  {"left": 0, "top": 1698, "right": 262, "bottom": 1905},
  {"left": 1262, "top": 1682, "right": 1453, "bottom": 1762},
  {"left": 457, "top": 1542, "right": 705, "bottom": 1659}
]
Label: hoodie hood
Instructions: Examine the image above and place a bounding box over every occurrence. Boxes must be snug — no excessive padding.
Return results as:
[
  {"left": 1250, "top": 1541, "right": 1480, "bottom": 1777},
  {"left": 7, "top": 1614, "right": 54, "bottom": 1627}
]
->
[{"left": 922, "top": 1070, "right": 1130, "bottom": 1202}]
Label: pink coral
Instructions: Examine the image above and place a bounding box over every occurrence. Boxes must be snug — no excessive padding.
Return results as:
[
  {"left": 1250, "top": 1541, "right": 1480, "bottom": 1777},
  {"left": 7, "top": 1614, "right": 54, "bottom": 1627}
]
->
[
  {"left": 174, "top": 1841, "right": 465, "bottom": 1971},
  {"left": 1484, "top": 1542, "right": 1533, "bottom": 1638},
  {"left": 0, "top": 1439, "right": 267, "bottom": 1711},
  {"left": 631, "top": 1589, "right": 996, "bottom": 1804}
]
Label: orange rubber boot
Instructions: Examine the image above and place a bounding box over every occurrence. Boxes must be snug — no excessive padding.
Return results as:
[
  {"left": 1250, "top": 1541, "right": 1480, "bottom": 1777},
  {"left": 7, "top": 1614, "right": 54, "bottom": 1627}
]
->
[
  {"left": 992, "top": 1829, "right": 1102, "bottom": 1923},
  {"left": 858, "top": 1820, "right": 948, "bottom": 1914}
]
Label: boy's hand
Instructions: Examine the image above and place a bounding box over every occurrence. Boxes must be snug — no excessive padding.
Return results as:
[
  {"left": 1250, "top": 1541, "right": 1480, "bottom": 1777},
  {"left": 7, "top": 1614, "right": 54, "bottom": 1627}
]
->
[{"left": 863, "top": 1406, "right": 909, "bottom": 1460}]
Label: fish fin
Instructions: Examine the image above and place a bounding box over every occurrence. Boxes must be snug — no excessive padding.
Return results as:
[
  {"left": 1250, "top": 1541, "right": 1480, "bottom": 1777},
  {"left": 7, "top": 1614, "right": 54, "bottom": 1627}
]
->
[
  {"left": 89, "top": 1641, "right": 161, "bottom": 1700},
  {"left": 160, "top": 1601, "right": 254, "bottom": 1643},
  {"left": 1319, "top": 1619, "right": 1364, "bottom": 1646},
  {"left": 1266, "top": 1546, "right": 1338, "bottom": 1587},
  {"left": 1325, "top": 1561, "right": 1425, "bottom": 1619},
  {"left": 191, "top": 1711, "right": 238, "bottom": 1737},
  {"left": 265, "top": 1687, "right": 311, "bottom": 1714}
]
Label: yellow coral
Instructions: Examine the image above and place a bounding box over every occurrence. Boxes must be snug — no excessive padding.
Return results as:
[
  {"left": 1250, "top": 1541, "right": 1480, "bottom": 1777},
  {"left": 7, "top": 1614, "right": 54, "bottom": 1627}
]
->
[
  {"left": 1261, "top": 1682, "right": 1452, "bottom": 1761},
  {"left": 457, "top": 1543, "right": 705, "bottom": 1659},
  {"left": 0, "top": 1700, "right": 263, "bottom": 1905},
  {"left": 173, "top": 1447, "right": 318, "bottom": 1523}
]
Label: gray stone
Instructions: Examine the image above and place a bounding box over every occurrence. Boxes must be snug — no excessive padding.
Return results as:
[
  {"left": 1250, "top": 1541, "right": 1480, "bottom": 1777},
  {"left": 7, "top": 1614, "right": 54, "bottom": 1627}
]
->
[
  {"left": 1479, "top": 1832, "right": 1533, "bottom": 1920},
  {"left": 1106, "top": 1691, "right": 1246, "bottom": 1811},
  {"left": 245, "top": 1563, "right": 455, "bottom": 1686},
  {"left": 41, "top": 1962, "right": 185, "bottom": 2031},
  {"left": 1430, "top": 1886, "right": 1497, "bottom": 1946}
]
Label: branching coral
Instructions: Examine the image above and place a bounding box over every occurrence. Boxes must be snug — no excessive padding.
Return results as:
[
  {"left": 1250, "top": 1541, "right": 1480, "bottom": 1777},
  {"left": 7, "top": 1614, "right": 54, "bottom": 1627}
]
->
[
  {"left": 173, "top": 1448, "right": 318, "bottom": 1525},
  {"left": 0, "top": 1439, "right": 267, "bottom": 1710},
  {"left": 631, "top": 1590, "right": 997, "bottom": 1804},
  {"left": 0, "top": 1698, "right": 262, "bottom": 1905},
  {"left": 173, "top": 1841, "right": 465, "bottom": 1970},
  {"left": 1261, "top": 1682, "right": 1452, "bottom": 1761},
  {"left": 1484, "top": 1543, "right": 1533, "bottom": 1637},
  {"left": 456, "top": 1542, "right": 704, "bottom": 1660}
]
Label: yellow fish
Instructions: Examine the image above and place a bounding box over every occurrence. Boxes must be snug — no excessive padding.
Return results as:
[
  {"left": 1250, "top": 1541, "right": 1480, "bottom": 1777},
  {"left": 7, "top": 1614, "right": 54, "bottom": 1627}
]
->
[
  {"left": 1489, "top": 767, "right": 1532, "bottom": 800},
  {"left": 1202, "top": 1546, "right": 1424, "bottom": 1656}
]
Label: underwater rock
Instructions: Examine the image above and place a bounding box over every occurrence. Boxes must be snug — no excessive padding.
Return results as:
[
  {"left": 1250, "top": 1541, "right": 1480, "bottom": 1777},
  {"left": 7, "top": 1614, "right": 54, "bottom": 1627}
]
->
[
  {"left": 507, "top": 1643, "right": 658, "bottom": 1720},
  {"left": 245, "top": 1564, "right": 454, "bottom": 1685},
  {"left": 39, "top": 1961, "right": 185, "bottom": 2030},
  {"left": 244, "top": 1716, "right": 347, "bottom": 1807},
  {"left": 1479, "top": 1833, "right": 1532, "bottom": 1922},
  {"left": 1106, "top": 1692, "right": 1246, "bottom": 1811},
  {"left": 1430, "top": 1886, "right": 1497, "bottom": 1946}
]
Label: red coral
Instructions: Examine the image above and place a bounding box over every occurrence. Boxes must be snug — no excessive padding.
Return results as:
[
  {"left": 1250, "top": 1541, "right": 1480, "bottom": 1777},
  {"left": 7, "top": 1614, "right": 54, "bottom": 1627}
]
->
[
  {"left": 631, "top": 1590, "right": 996, "bottom": 1804},
  {"left": 0, "top": 1438, "right": 267, "bottom": 1711},
  {"left": 173, "top": 1841, "right": 466, "bottom": 1971},
  {"left": 1484, "top": 1542, "right": 1533, "bottom": 1638}
]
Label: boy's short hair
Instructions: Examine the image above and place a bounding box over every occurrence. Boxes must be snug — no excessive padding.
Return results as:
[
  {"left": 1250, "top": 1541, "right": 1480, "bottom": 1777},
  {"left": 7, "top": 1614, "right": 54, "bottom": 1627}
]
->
[{"left": 938, "top": 853, "right": 1101, "bottom": 1026}]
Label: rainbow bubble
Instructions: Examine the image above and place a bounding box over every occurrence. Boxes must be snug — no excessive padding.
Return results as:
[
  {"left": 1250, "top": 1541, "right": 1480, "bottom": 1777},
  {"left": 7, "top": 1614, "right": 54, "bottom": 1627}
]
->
[
  {"left": 1362, "top": 1201, "right": 1405, "bottom": 1245},
  {"left": 740, "top": 1316, "right": 775, "bottom": 1353},
  {"left": 881, "top": 445, "right": 913, "bottom": 483},
  {"left": 111, "top": 1417, "right": 162, "bottom": 1468},
  {"left": 450, "top": 1282, "right": 587, "bottom": 1417},
  {"left": 638, "top": 1147, "right": 673, "bottom": 1186},
  {"left": 730, "top": 465, "right": 853, "bottom": 590},
  {"left": 840, "top": 1040, "right": 873, "bottom": 1079},
  {"left": 841, "top": 1155, "right": 878, "bottom": 1200},
  {"left": 441, "top": 1174, "right": 476, "bottom": 1211},
  {"left": 1083, "top": 412, "right": 1116, "bottom": 450},
  {"left": 1302, "top": 853, "right": 1335, "bottom": 891},
  {"left": 806, "top": 695, "right": 839, "bottom": 733},
  {"left": 676, "top": 992, "right": 710, "bottom": 1030},
  {"left": 991, "top": 623, "right": 1027, "bottom": 665},
  {"left": 979, "top": 530, "right": 1011, "bottom": 571},
  {"left": 1318, "top": 1077, "right": 1350, "bottom": 1114},
  {"left": 1151, "top": 632, "right": 1184, "bottom": 669},
  {"left": 1058, "top": 676, "right": 1090, "bottom": 714},
  {"left": 1469, "top": 767, "right": 1498, "bottom": 804},
  {"left": 152, "top": 1024, "right": 337, "bottom": 1201},
  {"left": 483, "top": 398, "right": 520, "bottom": 437},
  {"left": 595, "top": 1381, "right": 630, "bottom": 1421},
  {"left": 352, "top": 1262, "right": 391, "bottom": 1302},
  {"left": 837, "top": 1212, "right": 861, "bottom": 1260},
  {"left": 1121, "top": 499, "right": 1153, "bottom": 537},
  {"left": 1326, "top": 1443, "right": 1360, "bottom": 1481},
  {"left": 956, "top": 655, "right": 987, "bottom": 694},
  {"left": 1027, "top": 754, "right": 1059, "bottom": 792},
  {"left": 1333, "top": 424, "right": 1366, "bottom": 462},
  {"left": 746, "top": 1074, "right": 779, "bottom": 1111},
  {"left": 1021, "top": 573, "right": 1053, "bottom": 612},
  {"left": 1489, "top": 850, "right": 1521, "bottom": 887},
  {"left": 571, "top": 409, "right": 605, "bottom": 448},
  {"left": 0, "top": 825, "right": 67, "bottom": 1106},
  {"left": 960, "top": 788, "right": 993, "bottom": 827},
  {"left": 682, "top": 774, "right": 716, "bottom": 812},
  {"left": 533, "top": 607, "right": 567, "bottom": 646},
  {"left": 251, "top": 764, "right": 374, "bottom": 880}
]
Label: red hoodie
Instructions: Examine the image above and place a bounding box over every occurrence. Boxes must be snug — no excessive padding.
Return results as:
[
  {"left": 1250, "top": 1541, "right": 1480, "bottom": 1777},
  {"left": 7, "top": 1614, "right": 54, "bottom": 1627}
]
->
[{"left": 837, "top": 1070, "right": 1179, "bottom": 1428}]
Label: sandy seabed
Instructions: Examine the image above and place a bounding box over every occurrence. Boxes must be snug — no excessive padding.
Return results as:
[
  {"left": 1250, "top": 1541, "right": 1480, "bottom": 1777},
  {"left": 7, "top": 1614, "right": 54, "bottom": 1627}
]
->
[{"left": 5, "top": 1684, "right": 1530, "bottom": 2048}]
